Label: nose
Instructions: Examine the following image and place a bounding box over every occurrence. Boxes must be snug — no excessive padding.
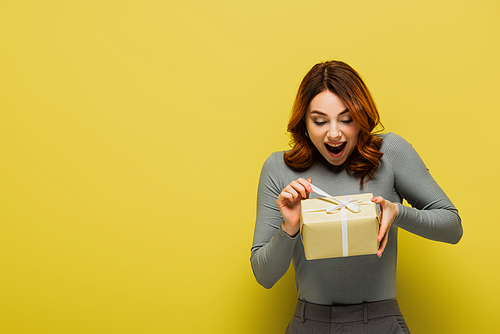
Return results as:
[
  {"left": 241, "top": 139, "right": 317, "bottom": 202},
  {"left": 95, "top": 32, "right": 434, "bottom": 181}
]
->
[{"left": 327, "top": 129, "right": 342, "bottom": 140}]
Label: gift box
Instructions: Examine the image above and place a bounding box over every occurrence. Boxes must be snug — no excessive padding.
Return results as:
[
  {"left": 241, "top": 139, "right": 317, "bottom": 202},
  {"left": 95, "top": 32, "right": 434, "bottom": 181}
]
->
[{"left": 300, "top": 189, "right": 380, "bottom": 260}]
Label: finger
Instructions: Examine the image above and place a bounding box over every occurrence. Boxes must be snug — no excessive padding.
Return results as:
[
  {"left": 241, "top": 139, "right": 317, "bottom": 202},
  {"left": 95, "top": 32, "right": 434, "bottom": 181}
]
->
[
  {"left": 377, "top": 209, "right": 388, "bottom": 242},
  {"left": 297, "top": 178, "right": 313, "bottom": 192},
  {"left": 372, "top": 196, "right": 387, "bottom": 241},
  {"left": 306, "top": 178, "right": 312, "bottom": 198},
  {"left": 301, "top": 178, "right": 313, "bottom": 199},
  {"left": 378, "top": 223, "right": 387, "bottom": 242},
  {"left": 278, "top": 191, "right": 293, "bottom": 202},
  {"left": 290, "top": 181, "right": 308, "bottom": 199},
  {"left": 276, "top": 191, "right": 294, "bottom": 210},
  {"left": 297, "top": 178, "right": 313, "bottom": 197},
  {"left": 285, "top": 185, "right": 300, "bottom": 201},
  {"left": 377, "top": 231, "right": 389, "bottom": 258}
]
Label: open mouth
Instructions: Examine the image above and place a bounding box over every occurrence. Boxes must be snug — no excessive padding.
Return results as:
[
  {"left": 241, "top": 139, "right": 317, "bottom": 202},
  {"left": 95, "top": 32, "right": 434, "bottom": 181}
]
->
[{"left": 325, "top": 142, "right": 346, "bottom": 155}]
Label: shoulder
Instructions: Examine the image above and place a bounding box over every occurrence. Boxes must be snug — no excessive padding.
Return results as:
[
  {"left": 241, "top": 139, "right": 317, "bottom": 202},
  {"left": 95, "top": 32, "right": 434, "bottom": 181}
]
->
[
  {"left": 263, "top": 151, "right": 285, "bottom": 164},
  {"left": 260, "top": 151, "right": 289, "bottom": 178},
  {"left": 377, "top": 132, "right": 413, "bottom": 153},
  {"left": 260, "top": 151, "right": 306, "bottom": 185},
  {"left": 261, "top": 151, "right": 287, "bottom": 172},
  {"left": 376, "top": 132, "right": 419, "bottom": 160},
  {"left": 258, "top": 151, "right": 292, "bottom": 194},
  {"left": 376, "top": 132, "right": 427, "bottom": 169}
]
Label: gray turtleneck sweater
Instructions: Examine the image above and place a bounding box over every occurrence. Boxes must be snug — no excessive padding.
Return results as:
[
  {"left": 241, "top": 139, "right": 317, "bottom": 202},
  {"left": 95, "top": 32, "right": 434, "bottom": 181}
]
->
[{"left": 251, "top": 133, "right": 462, "bottom": 305}]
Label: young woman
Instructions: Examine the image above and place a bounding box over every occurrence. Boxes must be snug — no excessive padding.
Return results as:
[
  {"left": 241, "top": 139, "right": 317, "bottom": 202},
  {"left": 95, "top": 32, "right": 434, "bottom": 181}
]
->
[{"left": 251, "top": 61, "right": 463, "bottom": 333}]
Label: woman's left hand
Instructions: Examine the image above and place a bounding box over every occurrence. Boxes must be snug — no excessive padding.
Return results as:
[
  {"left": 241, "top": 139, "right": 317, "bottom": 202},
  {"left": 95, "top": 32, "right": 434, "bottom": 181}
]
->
[{"left": 371, "top": 196, "right": 399, "bottom": 258}]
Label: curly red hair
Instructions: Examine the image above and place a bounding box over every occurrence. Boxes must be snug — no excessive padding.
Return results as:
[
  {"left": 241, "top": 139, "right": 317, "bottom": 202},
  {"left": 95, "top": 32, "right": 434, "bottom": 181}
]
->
[{"left": 284, "top": 61, "right": 384, "bottom": 185}]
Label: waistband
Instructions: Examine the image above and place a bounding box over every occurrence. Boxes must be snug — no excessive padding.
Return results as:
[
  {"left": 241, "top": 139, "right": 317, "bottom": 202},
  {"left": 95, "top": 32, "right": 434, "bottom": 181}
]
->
[{"left": 293, "top": 299, "right": 403, "bottom": 324}]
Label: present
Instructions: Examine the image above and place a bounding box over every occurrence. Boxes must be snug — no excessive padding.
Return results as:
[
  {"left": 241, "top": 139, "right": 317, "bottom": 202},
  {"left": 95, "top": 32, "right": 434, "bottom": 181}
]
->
[{"left": 300, "top": 185, "right": 380, "bottom": 260}]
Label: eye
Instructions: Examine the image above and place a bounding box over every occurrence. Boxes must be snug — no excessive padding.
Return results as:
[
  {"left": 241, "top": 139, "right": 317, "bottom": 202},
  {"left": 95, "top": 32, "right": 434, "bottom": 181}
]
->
[
  {"left": 340, "top": 118, "right": 353, "bottom": 124},
  {"left": 313, "top": 120, "right": 327, "bottom": 125}
]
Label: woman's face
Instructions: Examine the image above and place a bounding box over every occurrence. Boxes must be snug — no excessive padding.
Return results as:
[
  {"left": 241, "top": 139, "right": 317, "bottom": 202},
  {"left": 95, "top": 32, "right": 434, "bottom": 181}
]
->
[{"left": 305, "top": 90, "right": 360, "bottom": 166}]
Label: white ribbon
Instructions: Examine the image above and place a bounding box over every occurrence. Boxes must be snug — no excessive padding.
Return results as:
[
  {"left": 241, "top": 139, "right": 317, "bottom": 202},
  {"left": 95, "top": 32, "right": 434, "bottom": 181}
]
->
[
  {"left": 303, "top": 184, "right": 374, "bottom": 257},
  {"left": 304, "top": 184, "right": 369, "bottom": 214}
]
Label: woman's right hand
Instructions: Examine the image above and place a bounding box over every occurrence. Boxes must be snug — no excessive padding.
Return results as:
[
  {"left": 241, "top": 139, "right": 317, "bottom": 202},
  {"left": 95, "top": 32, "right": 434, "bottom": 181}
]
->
[{"left": 276, "top": 177, "right": 313, "bottom": 237}]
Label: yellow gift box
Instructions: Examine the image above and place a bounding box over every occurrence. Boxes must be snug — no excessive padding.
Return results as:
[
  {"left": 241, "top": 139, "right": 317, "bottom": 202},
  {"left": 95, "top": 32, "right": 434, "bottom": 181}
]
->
[{"left": 300, "top": 189, "right": 380, "bottom": 260}]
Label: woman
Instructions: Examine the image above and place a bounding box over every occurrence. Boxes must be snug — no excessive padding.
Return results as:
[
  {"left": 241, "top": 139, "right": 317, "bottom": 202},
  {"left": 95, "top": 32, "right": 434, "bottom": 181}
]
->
[{"left": 250, "top": 61, "right": 463, "bottom": 333}]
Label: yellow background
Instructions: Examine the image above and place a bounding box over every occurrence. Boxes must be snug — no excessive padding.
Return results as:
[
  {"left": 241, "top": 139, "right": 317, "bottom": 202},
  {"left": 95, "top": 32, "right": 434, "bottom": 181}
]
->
[{"left": 1, "top": 1, "right": 498, "bottom": 333}]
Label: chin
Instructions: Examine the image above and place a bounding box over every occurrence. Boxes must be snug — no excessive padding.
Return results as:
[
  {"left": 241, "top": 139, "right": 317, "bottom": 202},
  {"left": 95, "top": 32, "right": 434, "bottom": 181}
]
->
[
  {"left": 322, "top": 148, "right": 351, "bottom": 166},
  {"left": 320, "top": 153, "right": 347, "bottom": 166}
]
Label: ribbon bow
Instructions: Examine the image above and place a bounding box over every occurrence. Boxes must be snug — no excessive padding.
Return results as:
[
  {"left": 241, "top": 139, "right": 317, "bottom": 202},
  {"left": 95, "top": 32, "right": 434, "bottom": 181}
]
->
[
  {"left": 306, "top": 184, "right": 367, "bottom": 214},
  {"left": 324, "top": 199, "right": 361, "bottom": 213}
]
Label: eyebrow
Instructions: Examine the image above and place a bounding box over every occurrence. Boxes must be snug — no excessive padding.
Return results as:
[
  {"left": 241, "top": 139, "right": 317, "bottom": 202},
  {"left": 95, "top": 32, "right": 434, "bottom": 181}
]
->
[{"left": 310, "top": 109, "right": 349, "bottom": 116}]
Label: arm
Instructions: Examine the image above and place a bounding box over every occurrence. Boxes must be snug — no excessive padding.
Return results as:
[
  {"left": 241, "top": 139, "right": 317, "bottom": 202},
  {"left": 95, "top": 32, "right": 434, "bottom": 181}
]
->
[
  {"left": 386, "top": 134, "right": 463, "bottom": 244},
  {"left": 250, "top": 153, "right": 308, "bottom": 289}
]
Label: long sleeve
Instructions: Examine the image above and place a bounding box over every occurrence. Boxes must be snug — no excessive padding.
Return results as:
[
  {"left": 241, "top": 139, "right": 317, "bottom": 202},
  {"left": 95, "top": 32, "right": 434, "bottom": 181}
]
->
[
  {"left": 250, "top": 153, "right": 299, "bottom": 289},
  {"left": 385, "top": 133, "right": 463, "bottom": 244}
]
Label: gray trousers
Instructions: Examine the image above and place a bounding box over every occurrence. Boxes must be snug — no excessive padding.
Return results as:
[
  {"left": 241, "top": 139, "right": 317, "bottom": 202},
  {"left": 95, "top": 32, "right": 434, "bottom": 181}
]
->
[{"left": 285, "top": 299, "right": 410, "bottom": 334}]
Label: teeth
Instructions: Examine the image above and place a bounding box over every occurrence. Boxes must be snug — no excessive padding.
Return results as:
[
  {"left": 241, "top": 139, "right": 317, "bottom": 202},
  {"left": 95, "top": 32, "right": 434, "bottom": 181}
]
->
[{"left": 326, "top": 143, "right": 344, "bottom": 147}]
